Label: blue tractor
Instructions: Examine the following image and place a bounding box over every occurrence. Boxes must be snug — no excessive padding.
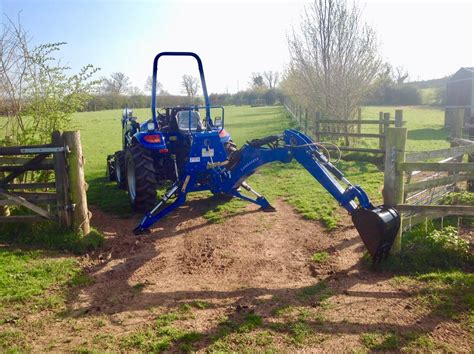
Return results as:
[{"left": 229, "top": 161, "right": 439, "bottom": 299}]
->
[
  {"left": 107, "top": 52, "right": 401, "bottom": 261},
  {"left": 107, "top": 53, "right": 235, "bottom": 212}
]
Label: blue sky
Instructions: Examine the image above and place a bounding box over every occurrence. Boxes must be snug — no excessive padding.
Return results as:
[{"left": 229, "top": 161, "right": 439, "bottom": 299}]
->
[{"left": 1, "top": 0, "right": 473, "bottom": 94}]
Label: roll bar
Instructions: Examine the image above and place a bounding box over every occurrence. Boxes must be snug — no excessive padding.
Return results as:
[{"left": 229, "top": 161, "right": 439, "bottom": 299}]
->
[{"left": 151, "top": 52, "right": 211, "bottom": 126}]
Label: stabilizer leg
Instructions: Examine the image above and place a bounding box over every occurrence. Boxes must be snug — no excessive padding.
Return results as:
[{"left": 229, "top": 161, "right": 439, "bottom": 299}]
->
[
  {"left": 133, "top": 183, "right": 186, "bottom": 235},
  {"left": 231, "top": 182, "right": 275, "bottom": 212}
]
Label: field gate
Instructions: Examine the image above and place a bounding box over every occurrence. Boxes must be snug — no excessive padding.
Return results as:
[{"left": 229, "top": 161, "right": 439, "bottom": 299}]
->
[
  {"left": 0, "top": 131, "right": 90, "bottom": 235},
  {"left": 384, "top": 109, "right": 474, "bottom": 253}
]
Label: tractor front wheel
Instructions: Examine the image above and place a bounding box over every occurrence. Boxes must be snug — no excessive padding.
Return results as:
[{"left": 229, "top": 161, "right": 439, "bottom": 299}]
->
[
  {"left": 126, "top": 144, "right": 158, "bottom": 212},
  {"left": 114, "top": 151, "right": 126, "bottom": 189}
]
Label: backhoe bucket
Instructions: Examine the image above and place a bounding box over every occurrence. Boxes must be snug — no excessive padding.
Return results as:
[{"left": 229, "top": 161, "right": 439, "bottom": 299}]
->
[{"left": 351, "top": 206, "right": 400, "bottom": 261}]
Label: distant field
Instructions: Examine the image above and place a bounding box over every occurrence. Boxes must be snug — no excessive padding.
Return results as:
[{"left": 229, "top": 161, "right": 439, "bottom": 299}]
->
[
  {"left": 351, "top": 106, "right": 448, "bottom": 152},
  {"left": 70, "top": 104, "right": 448, "bottom": 227}
]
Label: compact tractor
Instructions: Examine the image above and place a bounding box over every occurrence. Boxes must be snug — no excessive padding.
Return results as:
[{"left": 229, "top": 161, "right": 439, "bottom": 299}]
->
[{"left": 107, "top": 52, "right": 400, "bottom": 261}]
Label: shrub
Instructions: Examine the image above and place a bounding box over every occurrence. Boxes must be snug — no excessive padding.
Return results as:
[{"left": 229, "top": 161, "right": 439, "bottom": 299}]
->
[{"left": 379, "top": 224, "right": 472, "bottom": 273}]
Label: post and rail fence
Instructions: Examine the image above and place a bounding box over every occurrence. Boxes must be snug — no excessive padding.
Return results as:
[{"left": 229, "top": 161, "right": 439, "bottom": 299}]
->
[
  {"left": 0, "top": 131, "right": 90, "bottom": 235},
  {"left": 284, "top": 99, "right": 404, "bottom": 155},
  {"left": 383, "top": 109, "right": 474, "bottom": 253}
]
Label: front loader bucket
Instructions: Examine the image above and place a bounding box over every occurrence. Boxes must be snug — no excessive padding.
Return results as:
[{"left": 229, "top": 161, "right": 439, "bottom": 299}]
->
[{"left": 351, "top": 206, "right": 400, "bottom": 261}]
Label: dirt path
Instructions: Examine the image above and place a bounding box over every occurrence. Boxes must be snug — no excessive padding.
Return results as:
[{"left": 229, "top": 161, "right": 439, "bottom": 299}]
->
[{"left": 31, "top": 200, "right": 472, "bottom": 352}]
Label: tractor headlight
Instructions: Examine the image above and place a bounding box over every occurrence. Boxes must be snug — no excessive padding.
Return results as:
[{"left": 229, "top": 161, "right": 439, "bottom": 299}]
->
[{"left": 147, "top": 122, "right": 155, "bottom": 131}]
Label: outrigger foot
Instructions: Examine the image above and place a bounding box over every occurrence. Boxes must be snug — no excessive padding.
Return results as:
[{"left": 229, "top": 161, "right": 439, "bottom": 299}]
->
[
  {"left": 261, "top": 205, "right": 276, "bottom": 212},
  {"left": 133, "top": 226, "right": 151, "bottom": 235}
]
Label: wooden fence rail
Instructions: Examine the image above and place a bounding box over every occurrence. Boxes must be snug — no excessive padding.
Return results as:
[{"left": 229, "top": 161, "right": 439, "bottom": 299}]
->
[
  {"left": 0, "top": 131, "right": 90, "bottom": 235},
  {"left": 284, "top": 99, "right": 404, "bottom": 155},
  {"left": 383, "top": 110, "right": 474, "bottom": 253}
]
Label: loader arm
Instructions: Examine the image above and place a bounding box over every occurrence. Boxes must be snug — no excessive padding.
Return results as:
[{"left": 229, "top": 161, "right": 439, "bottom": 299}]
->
[{"left": 134, "top": 129, "right": 400, "bottom": 261}]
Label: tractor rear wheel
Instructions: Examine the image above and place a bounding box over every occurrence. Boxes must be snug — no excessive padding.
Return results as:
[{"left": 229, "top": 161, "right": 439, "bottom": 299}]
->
[
  {"left": 126, "top": 144, "right": 158, "bottom": 212},
  {"left": 106, "top": 155, "right": 116, "bottom": 182},
  {"left": 114, "top": 151, "right": 126, "bottom": 189}
]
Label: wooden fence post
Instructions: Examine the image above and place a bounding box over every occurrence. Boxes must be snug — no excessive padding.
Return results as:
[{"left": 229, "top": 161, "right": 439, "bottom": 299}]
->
[
  {"left": 378, "top": 112, "right": 384, "bottom": 149},
  {"left": 52, "top": 131, "right": 71, "bottom": 228},
  {"left": 384, "top": 127, "right": 407, "bottom": 254},
  {"left": 298, "top": 106, "right": 302, "bottom": 125},
  {"left": 451, "top": 109, "right": 464, "bottom": 140},
  {"left": 469, "top": 112, "right": 474, "bottom": 191},
  {"left": 315, "top": 111, "right": 321, "bottom": 142},
  {"left": 0, "top": 172, "right": 10, "bottom": 217},
  {"left": 451, "top": 109, "right": 464, "bottom": 163},
  {"left": 304, "top": 109, "right": 308, "bottom": 134},
  {"left": 382, "top": 113, "right": 390, "bottom": 149},
  {"left": 63, "top": 131, "right": 90, "bottom": 235},
  {"left": 395, "top": 110, "right": 403, "bottom": 127},
  {"left": 357, "top": 108, "right": 362, "bottom": 134}
]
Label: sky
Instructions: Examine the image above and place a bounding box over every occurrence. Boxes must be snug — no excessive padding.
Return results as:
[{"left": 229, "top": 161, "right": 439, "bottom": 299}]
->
[{"left": 1, "top": 0, "right": 473, "bottom": 95}]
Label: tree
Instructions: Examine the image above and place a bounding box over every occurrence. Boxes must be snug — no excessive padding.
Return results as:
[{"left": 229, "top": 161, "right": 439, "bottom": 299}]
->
[
  {"left": 250, "top": 73, "right": 265, "bottom": 89},
  {"left": 144, "top": 75, "right": 167, "bottom": 94},
  {"left": 262, "top": 71, "right": 280, "bottom": 89},
  {"left": 287, "top": 0, "right": 382, "bottom": 123},
  {"left": 101, "top": 72, "right": 130, "bottom": 95},
  {"left": 394, "top": 66, "right": 409, "bottom": 84},
  {"left": 0, "top": 16, "right": 99, "bottom": 146},
  {"left": 128, "top": 86, "right": 143, "bottom": 96},
  {"left": 181, "top": 74, "right": 200, "bottom": 98}
]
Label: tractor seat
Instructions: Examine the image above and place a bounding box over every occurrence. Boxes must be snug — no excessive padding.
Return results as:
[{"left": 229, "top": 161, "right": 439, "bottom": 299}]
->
[{"left": 176, "top": 111, "right": 203, "bottom": 133}]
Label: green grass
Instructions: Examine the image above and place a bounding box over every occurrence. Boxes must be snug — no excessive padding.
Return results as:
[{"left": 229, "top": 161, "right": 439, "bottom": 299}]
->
[
  {"left": 120, "top": 309, "right": 202, "bottom": 352},
  {"left": 360, "top": 329, "right": 458, "bottom": 352},
  {"left": 311, "top": 251, "right": 330, "bottom": 263},
  {"left": 361, "top": 105, "right": 448, "bottom": 152},
  {"left": 360, "top": 332, "right": 400, "bottom": 350},
  {"left": 0, "top": 247, "right": 83, "bottom": 343},
  {"left": 377, "top": 223, "right": 472, "bottom": 273},
  {"left": 0, "top": 249, "right": 79, "bottom": 307},
  {"left": 0, "top": 222, "right": 104, "bottom": 254}
]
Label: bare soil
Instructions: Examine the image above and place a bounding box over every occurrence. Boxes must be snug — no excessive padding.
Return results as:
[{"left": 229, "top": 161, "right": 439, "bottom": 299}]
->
[{"left": 29, "top": 200, "right": 473, "bottom": 352}]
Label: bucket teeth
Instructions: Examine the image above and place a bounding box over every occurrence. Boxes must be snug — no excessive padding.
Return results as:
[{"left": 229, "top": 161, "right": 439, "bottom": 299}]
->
[{"left": 351, "top": 206, "right": 400, "bottom": 262}]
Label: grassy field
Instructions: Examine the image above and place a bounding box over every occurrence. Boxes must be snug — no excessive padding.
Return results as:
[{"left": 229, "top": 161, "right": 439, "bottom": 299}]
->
[
  {"left": 334, "top": 105, "right": 450, "bottom": 152},
  {"left": 74, "top": 104, "right": 448, "bottom": 227}
]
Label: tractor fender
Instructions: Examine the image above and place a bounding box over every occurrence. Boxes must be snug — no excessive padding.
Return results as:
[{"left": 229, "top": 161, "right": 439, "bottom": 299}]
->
[{"left": 132, "top": 132, "right": 168, "bottom": 151}]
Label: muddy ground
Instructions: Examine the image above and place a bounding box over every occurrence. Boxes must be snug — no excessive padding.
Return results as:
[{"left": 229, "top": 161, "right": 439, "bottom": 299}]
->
[{"left": 27, "top": 200, "right": 473, "bottom": 352}]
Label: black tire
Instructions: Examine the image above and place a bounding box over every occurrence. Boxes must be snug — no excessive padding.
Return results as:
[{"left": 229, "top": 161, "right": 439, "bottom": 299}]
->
[
  {"left": 106, "top": 155, "right": 116, "bottom": 181},
  {"left": 114, "top": 151, "right": 126, "bottom": 189},
  {"left": 126, "top": 144, "right": 158, "bottom": 212}
]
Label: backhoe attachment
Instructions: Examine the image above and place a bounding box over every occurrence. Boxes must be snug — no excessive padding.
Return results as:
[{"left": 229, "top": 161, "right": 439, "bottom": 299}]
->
[{"left": 133, "top": 129, "right": 400, "bottom": 261}]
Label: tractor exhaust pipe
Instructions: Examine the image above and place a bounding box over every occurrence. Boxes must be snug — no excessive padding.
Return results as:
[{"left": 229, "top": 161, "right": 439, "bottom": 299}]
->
[{"left": 351, "top": 206, "right": 400, "bottom": 262}]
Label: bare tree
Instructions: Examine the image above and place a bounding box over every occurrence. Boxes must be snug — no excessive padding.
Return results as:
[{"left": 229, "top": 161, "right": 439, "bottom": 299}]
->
[
  {"left": 101, "top": 72, "right": 130, "bottom": 95},
  {"left": 144, "top": 76, "right": 166, "bottom": 94},
  {"left": 394, "top": 66, "right": 409, "bottom": 84},
  {"left": 128, "top": 86, "right": 143, "bottom": 96},
  {"left": 181, "top": 74, "right": 199, "bottom": 98},
  {"left": 262, "top": 71, "right": 280, "bottom": 89},
  {"left": 250, "top": 73, "right": 265, "bottom": 89},
  {"left": 287, "top": 0, "right": 382, "bottom": 127},
  {"left": 0, "top": 15, "right": 98, "bottom": 146},
  {"left": 0, "top": 15, "right": 31, "bottom": 138}
]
